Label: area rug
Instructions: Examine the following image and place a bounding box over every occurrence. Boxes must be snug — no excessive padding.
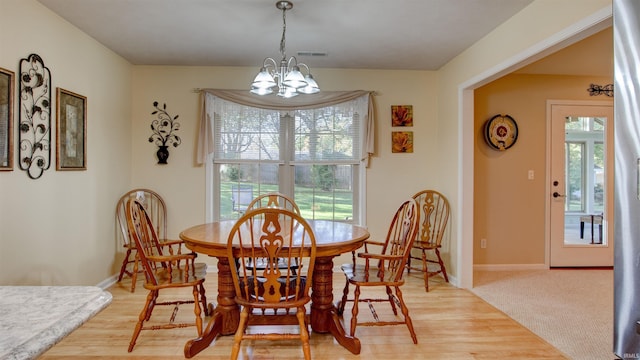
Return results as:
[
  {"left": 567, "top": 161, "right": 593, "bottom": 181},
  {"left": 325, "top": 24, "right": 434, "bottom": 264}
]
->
[{"left": 470, "top": 269, "right": 615, "bottom": 360}]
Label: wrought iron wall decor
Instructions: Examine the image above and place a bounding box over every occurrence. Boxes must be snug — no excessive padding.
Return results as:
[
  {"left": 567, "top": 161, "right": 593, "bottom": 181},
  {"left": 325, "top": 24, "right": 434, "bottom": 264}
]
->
[
  {"left": 149, "top": 101, "right": 180, "bottom": 164},
  {"left": 587, "top": 83, "right": 614, "bottom": 97},
  {"left": 19, "top": 53, "right": 51, "bottom": 179}
]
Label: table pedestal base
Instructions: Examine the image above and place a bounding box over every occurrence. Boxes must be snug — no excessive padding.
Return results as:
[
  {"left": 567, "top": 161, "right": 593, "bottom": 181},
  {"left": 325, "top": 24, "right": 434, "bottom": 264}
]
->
[
  {"left": 184, "top": 257, "right": 239, "bottom": 358},
  {"left": 311, "top": 256, "right": 361, "bottom": 354},
  {"left": 184, "top": 255, "right": 361, "bottom": 358}
]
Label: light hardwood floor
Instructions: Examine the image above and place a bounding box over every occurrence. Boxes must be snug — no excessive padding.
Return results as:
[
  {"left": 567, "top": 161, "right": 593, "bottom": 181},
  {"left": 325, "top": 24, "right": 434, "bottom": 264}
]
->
[{"left": 41, "top": 271, "right": 568, "bottom": 359}]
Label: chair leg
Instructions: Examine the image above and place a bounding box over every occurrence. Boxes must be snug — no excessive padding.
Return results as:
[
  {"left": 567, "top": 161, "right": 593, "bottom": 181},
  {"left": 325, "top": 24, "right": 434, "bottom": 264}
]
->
[
  {"left": 192, "top": 286, "right": 203, "bottom": 336},
  {"left": 421, "top": 249, "right": 430, "bottom": 292},
  {"left": 297, "top": 306, "right": 312, "bottom": 360},
  {"left": 118, "top": 247, "right": 133, "bottom": 282},
  {"left": 435, "top": 248, "right": 449, "bottom": 283},
  {"left": 337, "top": 279, "right": 350, "bottom": 315},
  {"left": 349, "top": 286, "right": 361, "bottom": 337},
  {"left": 130, "top": 253, "right": 139, "bottom": 293},
  {"left": 145, "top": 290, "right": 158, "bottom": 321},
  {"left": 386, "top": 285, "right": 398, "bottom": 315},
  {"left": 230, "top": 306, "right": 249, "bottom": 360},
  {"left": 394, "top": 286, "right": 417, "bottom": 344},
  {"left": 128, "top": 289, "right": 155, "bottom": 352},
  {"left": 198, "top": 283, "right": 209, "bottom": 316},
  {"left": 118, "top": 248, "right": 141, "bottom": 293}
]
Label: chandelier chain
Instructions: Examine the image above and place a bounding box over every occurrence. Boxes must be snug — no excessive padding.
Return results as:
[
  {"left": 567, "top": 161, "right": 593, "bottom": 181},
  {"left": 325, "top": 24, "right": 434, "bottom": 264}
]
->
[{"left": 280, "top": 6, "right": 287, "bottom": 59}]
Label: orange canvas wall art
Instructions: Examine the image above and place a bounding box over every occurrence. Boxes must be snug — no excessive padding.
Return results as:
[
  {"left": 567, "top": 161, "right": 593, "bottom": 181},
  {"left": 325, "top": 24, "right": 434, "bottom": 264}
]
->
[
  {"left": 391, "top": 105, "right": 413, "bottom": 127},
  {"left": 392, "top": 131, "right": 413, "bottom": 153}
]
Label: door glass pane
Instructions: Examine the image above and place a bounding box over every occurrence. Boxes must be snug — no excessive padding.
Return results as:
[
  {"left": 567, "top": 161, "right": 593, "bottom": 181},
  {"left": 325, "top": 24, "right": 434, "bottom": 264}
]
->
[
  {"left": 565, "top": 142, "right": 584, "bottom": 212},
  {"left": 593, "top": 142, "right": 604, "bottom": 213},
  {"left": 564, "top": 116, "right": 606, "bottom": 245}
]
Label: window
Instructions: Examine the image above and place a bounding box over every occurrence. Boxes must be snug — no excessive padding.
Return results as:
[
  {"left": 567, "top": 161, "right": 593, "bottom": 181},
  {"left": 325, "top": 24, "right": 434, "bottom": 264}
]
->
[{"left": 204, "top": 94, "right": 369, "bottom": 223}]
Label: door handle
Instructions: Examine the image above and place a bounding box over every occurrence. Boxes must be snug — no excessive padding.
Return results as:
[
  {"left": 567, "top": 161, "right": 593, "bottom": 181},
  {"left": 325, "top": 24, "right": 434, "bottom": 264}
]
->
[{"left": 552, "top": 192, "right": 566, "bottom": 198}]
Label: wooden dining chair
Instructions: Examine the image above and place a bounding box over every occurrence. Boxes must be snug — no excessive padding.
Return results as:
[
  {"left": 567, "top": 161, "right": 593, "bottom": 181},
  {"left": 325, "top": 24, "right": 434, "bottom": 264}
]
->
[
  {"left": 115, "top": 188, "right": 185, "bottom": 292},
  {"left": 406, "top": 189, "right": 450, "bottom": 292},
  {"left": 227, "top": 207, "right": 317, "bottom": 360},
  {"left": 336, "top": 198, "right": 420, "bottom": 344},
  {"left": 246, "top": 192, "right": 301, "bottom": 273},
  {"left": 125, "top": 199, "right": 211, "bottom": 352},
  {"left": 246, "top": 192, "right": 300, "bottom": 214}
]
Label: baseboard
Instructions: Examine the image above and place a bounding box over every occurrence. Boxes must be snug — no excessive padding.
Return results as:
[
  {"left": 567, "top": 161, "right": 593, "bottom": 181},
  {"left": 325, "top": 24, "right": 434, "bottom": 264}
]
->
[
  {"left": 97, "top": 275, "right": 118, "bottom": 290},
  {"left": 473, "top": 263, "right": 548, "bottom": 271}
]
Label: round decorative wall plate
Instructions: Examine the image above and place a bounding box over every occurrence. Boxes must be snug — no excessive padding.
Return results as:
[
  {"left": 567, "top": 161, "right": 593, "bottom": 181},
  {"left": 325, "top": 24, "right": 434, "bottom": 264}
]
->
[{"left": 484, "top": 114, "right": 518, "bottom": 151}]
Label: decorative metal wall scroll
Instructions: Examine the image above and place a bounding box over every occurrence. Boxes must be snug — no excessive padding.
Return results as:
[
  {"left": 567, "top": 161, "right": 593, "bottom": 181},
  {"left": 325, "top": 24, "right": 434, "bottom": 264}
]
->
[
  {"left": 149, "top": 101, "right": 180, "bottom": 164},
  {"left": 19, "top": 54, "right": 51, "bottom": 179},
  {"left": 587, "top": 83, "right": 614, "bottom": 97}
]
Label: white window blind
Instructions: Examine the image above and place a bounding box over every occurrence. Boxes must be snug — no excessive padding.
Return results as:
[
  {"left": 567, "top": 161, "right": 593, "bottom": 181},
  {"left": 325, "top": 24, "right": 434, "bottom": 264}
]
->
[{"left": 206, "top": 94, "right": 369, "bottom": 223}]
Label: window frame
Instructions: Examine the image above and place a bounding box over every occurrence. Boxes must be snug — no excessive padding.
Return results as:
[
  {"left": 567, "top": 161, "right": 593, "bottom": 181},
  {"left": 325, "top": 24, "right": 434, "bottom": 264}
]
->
[{"left": 204, "top": 99, "right": 367, "bottom": 225}]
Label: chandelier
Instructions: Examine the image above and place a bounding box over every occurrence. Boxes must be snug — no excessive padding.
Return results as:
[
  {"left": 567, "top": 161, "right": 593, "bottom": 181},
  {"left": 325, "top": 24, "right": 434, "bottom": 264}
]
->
[{"left": 251, "top": 1, "right": 320, "bottom": 98}]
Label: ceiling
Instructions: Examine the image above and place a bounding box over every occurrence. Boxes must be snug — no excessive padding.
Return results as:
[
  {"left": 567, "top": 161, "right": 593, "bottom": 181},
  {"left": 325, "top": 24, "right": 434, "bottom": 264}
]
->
[
  {"left": 515, "top": 26, "right": 613, "bottom": 77},
  {"left": 37, "top": 0, "right": 536, "bottom": 70}
]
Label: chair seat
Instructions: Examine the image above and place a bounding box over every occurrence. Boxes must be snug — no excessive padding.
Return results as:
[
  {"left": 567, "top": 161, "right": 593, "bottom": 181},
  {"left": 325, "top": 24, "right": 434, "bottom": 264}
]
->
[
  {"left": 413, "top": 241, "right": 439, "bottom": 250},
  {"left": 145, "top": 262, "right": 208, "bottom": 289},
  {"left": 237, "top": 276, "right": 308, "bottom": 304},
  {"left": 341, "top": 263, "right": 405, "bottom": 286},
  {"left": 245, "top": 257, "right": 299, "bottom": 271}
]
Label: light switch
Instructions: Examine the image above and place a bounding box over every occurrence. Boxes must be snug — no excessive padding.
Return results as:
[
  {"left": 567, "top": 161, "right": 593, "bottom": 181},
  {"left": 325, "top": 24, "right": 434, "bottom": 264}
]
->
[{"left": 528, "top": 170, "right": 534, "bottom": 180}]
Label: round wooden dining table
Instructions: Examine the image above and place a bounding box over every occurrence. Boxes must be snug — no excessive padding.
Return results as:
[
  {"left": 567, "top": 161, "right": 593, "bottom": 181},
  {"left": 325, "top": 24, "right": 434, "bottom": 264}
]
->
[{"left": 179, "top": 219, "right": 370, "bottom": 358}]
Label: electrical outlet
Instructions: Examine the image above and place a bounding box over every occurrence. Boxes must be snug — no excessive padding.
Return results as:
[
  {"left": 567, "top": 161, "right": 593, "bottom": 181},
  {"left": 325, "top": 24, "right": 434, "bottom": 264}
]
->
[
  {"left": 481, "top": 238, "right": 487, "bottom": 248},
  {"left": 528, "top": 170, "right": 534, "bottom": 180}
]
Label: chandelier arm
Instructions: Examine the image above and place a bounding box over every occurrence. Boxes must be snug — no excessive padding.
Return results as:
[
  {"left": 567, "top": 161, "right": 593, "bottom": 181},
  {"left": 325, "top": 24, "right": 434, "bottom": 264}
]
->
[
  {"left": 287, "top": 56, "right": 299, "bottom": 69},
  {"left": 263, "top": 57, "right": 278, "bottom": 71},
  {"left": 297, "top": 62, "right": 310, "bottom": 74}
]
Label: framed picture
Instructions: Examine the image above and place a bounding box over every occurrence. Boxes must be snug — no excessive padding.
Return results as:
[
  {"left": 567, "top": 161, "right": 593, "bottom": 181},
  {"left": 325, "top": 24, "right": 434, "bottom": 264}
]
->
[
  {"left": 0, "top": 67, "right": 14, "bottom": 170},
  {"left": 392, "top": 131, "right": 413, "bottom": 153},
  {"left": 391, "top": 105, "right": 413, "bottom": 127},
  {"left": 56, "top": 88, "right": 87, "bottom": 170}
]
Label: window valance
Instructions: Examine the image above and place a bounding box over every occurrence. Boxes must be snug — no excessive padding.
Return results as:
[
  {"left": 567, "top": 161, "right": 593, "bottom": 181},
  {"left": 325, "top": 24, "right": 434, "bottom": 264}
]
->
[{"left": 196, "top": 89, "right": 376, "bottom": 167}]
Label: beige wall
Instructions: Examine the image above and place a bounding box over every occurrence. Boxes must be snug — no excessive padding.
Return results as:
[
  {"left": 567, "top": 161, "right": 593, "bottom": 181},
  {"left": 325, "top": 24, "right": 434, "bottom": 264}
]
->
[
  {"left": 474, "top": 73, "right": 612, "bottom": 265},
  {"left": 0, "top": 0, "right": 132, "bottom": 285},
  {"left": 438, "top": 0, "right": 610, "bottom": 287},
  {"left": 0, "top": 0, "right": 612, "bottom": 287},
  {"left": 130, "top": 67, "right": 439, "bottom": 270}
]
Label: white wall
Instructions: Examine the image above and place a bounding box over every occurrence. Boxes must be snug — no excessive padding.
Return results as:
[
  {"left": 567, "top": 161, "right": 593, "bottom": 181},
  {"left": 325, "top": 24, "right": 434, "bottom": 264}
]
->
[{"left": 0, "top": 0, "right": 132, "bottom": 285}]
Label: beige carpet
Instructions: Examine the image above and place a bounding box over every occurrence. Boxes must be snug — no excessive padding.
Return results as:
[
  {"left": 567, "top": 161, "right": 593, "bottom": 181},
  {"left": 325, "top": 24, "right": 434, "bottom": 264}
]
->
[{"left": 471, "top": 269, "right": 615, "bottom": 360}]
